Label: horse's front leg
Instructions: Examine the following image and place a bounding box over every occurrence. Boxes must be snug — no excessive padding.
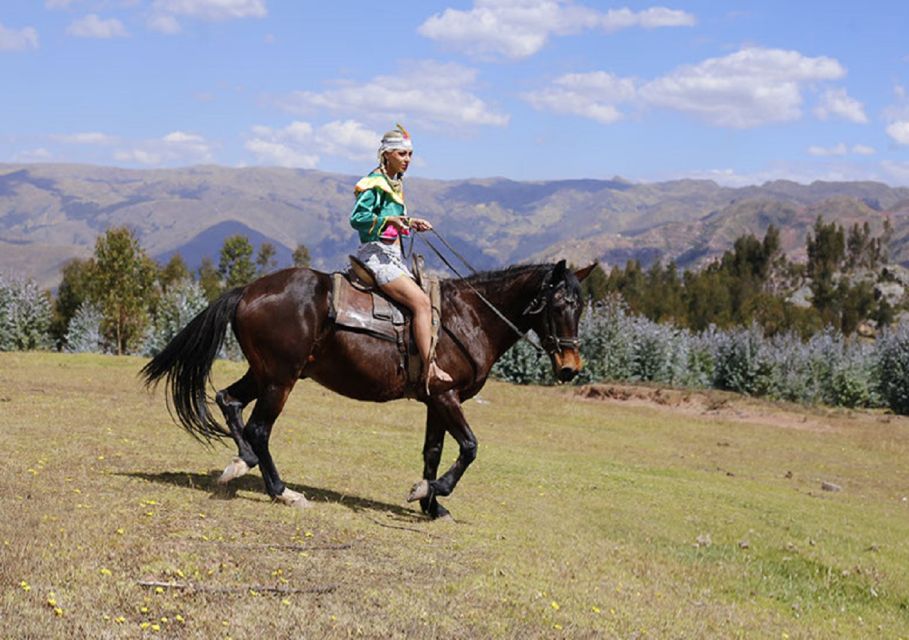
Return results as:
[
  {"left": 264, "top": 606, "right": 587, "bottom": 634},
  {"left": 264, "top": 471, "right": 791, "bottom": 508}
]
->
[
  {"left": 413, "top": 402, "right": 450, "bottom": 520},
  {"left": 408, "top": 391, "right": 477, "bottom": 519}
]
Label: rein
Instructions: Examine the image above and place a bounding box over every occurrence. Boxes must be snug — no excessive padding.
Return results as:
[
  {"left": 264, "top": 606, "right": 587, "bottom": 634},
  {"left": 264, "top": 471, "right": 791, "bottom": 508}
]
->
[{"left": 416, "top": 229, "right": 556, "bottom": 357}]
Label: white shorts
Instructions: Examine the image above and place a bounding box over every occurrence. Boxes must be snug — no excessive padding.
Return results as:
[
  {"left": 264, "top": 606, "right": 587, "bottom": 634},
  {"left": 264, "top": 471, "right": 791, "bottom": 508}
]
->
[{"left": 356, "top": 240, "right": 414, "bottom": 286}]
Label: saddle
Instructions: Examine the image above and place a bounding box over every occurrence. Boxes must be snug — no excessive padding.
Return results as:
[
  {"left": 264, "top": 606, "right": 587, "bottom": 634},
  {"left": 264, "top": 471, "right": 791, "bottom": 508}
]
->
[{"left": 329, "top": 254, "right": 441, "bottom": 392}]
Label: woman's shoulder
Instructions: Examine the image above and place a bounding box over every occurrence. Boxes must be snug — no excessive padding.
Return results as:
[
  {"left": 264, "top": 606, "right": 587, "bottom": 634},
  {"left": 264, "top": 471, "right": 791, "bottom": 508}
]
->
[{"left": 354, "top": 170, "right": 385, "bottom": 194}]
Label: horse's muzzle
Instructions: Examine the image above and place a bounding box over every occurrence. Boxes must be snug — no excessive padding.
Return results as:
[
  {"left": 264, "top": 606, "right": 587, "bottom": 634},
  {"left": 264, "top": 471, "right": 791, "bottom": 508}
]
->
[{"left": 553, "top": 349, "right": 582, "bottom": 382}]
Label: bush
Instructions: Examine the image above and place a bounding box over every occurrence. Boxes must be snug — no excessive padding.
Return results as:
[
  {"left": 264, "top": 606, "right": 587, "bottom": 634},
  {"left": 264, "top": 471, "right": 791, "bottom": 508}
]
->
[
  {"left": 0, "top": 273, "right": 53, "bottom": 351},
  {"left": 876, "top": 324, "right": 909, "bottom": 414},
  {"left": 64, "top": 302, "right": 105, "bottom": 354},
  {"left": 141, "top": 279, "right": 208, "bottom": 357}
]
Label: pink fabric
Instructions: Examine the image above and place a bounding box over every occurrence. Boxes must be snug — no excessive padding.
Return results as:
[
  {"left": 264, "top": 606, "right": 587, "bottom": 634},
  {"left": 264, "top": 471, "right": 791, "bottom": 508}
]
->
[{"left": 379, "top": 223, "right": 410, "bottom": 240}]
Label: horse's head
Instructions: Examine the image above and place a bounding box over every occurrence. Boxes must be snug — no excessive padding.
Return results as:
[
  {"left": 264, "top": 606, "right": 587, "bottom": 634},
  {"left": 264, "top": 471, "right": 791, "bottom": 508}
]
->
[{"left": 524, "top": 260, "right": 596, "bottom": 383}]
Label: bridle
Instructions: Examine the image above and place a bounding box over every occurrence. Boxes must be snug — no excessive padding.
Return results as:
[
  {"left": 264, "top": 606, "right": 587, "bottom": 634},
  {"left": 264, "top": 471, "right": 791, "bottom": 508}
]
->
[
  {"left": 416, "top": 229, "right": 581, "bottom": 358},
  {"left": 521, "top": 268, "right": 582, "bottom": 358}
]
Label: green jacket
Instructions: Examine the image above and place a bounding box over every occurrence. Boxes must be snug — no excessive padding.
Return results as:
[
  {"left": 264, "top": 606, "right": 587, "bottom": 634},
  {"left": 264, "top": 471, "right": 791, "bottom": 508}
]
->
[{"left": 350, "top": 172, "right": 408, "bottom": 243}]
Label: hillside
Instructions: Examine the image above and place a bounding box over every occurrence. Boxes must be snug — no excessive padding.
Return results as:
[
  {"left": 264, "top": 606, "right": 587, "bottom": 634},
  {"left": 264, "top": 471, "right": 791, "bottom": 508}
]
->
[{"left": 2, "top": 163, "right": 909, "bottom": 288}]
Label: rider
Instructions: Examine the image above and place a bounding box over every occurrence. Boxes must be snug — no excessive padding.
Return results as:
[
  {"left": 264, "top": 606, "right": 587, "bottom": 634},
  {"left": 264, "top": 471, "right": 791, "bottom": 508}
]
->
[{"left": 350, "top": 124, "right": 453, "bottom": 389}]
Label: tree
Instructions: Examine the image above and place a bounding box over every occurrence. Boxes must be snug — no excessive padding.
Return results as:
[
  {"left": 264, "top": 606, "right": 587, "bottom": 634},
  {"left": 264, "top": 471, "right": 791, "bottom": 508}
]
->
[
  {"left": 256, "top": 242, "right": 278, "bottom": 275},
  {"left": 292, "top": 243, "right": 311, "bottom": 268},
  {"left": 159, "top": 254, "right": 191, "bottom": 292},
  {"left": 64, "top": 301, "right": 104, "bottom": 353},
  {"left": 141, "top": 279, "right": 208, "bottom": 357},
  {"left": 197, "top": 257, "right": 222, "bottom": 302},
  {"left": 50, "top": 258, "right": 94, "bottom": 348},
  {"left": 219, "top": 235, "right": 256, "bottom": 290},
  {"left": 806, "top": 216, "right": 845, "bottom": 321},
  {"left": 88, "top": 226, "right": 157, "bottom": 355}
]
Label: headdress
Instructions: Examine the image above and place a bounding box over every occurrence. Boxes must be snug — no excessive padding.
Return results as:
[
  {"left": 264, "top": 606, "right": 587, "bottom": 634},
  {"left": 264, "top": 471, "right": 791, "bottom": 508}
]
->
[{"left": 377, "top": 123, "right": 412, "bottom": 164}]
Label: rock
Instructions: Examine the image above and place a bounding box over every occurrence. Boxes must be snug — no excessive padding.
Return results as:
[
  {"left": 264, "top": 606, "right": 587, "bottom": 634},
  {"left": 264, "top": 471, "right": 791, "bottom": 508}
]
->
[
  {"left": 695, "top": 533, "right": 712, "bottom": 548},
  {"left": 821, "top": 481, "right": 842, "bottom": 492},
  {"left": 738, "top": 540, "right": 750, "bottom": 549}
]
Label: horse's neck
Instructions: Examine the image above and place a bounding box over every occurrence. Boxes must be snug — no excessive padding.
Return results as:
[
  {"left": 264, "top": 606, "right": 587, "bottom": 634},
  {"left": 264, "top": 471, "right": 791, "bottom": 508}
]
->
[{"left": 454, "top": 268, "right": 544, "bottom": 366}]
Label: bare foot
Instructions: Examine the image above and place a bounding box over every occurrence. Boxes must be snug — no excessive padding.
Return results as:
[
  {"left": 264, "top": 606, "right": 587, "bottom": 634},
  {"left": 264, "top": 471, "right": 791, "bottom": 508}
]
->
[{"left": 428, "top": 361, "right": 453, "bottom": 383}]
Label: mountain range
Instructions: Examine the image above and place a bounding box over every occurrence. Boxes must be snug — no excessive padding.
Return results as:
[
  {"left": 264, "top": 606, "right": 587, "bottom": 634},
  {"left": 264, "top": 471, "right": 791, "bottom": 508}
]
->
[{"left": 2, "top": 162, "right": 909, "bottom": 289}]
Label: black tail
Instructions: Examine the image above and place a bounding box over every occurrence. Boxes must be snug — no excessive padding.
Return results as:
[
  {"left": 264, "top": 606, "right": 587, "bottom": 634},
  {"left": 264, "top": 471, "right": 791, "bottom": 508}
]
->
[{"left": 140, "top": 288, "right": 244, "bottom": 443}]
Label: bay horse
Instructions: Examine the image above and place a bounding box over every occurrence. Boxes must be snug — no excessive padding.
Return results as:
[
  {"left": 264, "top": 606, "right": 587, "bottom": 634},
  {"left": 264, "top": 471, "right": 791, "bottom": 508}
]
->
[{"left": 141, "top": 259, "right": 594, "bottom": 519}]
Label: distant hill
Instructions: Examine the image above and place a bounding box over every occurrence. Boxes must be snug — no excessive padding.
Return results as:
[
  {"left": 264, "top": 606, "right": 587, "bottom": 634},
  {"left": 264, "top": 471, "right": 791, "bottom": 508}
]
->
[{"left": 2, "top": 163, "right": 908, "bottom": 288}]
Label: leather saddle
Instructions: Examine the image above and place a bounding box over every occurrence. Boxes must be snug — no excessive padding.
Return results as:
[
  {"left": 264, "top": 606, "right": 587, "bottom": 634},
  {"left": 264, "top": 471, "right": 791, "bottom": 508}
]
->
[{"left": 329, "top": 255, "right": 441, "bottom": 389}]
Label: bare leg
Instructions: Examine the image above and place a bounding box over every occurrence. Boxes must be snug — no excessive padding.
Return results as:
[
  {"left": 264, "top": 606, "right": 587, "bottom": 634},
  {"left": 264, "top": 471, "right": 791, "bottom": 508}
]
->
[{"left": 380, "top": 275, "right": 452, "bottom": 385}]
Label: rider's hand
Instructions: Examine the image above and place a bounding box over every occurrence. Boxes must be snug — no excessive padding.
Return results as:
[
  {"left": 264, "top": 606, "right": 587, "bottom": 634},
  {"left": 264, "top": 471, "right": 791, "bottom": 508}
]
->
[{"left": 407, "top": 217, "right": 433, "bottom": 232}]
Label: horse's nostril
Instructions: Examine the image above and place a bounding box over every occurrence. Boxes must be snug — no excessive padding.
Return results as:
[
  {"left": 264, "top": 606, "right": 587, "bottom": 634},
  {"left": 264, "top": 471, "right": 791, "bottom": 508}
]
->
[{"left": 558, "top": 367, "right": 577, "bottom": 382}]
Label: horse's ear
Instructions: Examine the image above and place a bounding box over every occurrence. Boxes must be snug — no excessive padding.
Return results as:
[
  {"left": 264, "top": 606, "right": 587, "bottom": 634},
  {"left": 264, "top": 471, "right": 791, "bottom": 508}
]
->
[
  {"left": 553, "top": 259, "right": 567, "bottom": 280},
  {"left": 574, "top": 262, "right": 597, "bottom": 282}
]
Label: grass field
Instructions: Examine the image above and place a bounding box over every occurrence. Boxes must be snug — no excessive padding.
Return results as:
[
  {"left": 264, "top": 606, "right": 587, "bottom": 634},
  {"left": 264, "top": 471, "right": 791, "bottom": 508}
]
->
[{"left": 1, "top": 352, "right": 908, "bottom": 639}]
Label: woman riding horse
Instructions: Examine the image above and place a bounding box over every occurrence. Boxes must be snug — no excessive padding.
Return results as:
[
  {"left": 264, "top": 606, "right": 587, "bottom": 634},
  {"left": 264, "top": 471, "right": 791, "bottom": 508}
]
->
[
  {"left": 351, "top": 124, "right": 452, "bottom": 390},
  {"left": 142, "top": 149, "right": 594, "bottom": 518}
]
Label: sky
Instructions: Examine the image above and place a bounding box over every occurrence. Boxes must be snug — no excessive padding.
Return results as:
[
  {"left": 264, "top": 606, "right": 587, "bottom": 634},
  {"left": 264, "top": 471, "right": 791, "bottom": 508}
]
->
[{"left": 1, "top": 0, "right": 909, "bottom": 186}]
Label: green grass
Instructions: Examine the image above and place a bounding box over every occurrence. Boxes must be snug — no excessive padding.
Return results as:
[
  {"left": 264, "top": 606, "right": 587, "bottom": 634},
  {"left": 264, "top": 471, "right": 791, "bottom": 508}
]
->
[{"left": 1, "top": 352, "right": 908, "bottom": 638}]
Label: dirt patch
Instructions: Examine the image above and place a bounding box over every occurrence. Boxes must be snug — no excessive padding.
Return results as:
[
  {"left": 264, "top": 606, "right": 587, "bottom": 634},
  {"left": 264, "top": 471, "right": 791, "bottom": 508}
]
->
[{"left": 569, "top": 383, "right": 902, "bottom": 433}]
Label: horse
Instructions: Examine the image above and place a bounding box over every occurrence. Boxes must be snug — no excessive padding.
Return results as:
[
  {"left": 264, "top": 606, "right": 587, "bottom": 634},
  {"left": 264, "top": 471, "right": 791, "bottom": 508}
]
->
[{"left": 141, "top": 259, "right": 594, "bottom": 520}]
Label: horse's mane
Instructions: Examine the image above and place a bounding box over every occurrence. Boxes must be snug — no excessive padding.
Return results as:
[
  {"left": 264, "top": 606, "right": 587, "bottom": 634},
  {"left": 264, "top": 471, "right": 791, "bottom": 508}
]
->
[{"left": 447, "top": 263, "right": 549, "bottom": 285}]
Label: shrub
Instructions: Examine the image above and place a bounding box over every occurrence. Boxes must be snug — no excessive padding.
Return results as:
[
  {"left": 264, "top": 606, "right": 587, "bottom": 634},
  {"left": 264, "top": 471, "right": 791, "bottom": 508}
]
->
[
  {"left": 141, "top": 279, "right": 208, "bottom": 357},
  {"left": 876, "top": 324, "right": 909, "bottom": 414},
  {"left": 0, "top": 273, "right": 53, "bottom": 351},
  {"left": 64, "top": 302, "right": 105, "bottom": 354}
]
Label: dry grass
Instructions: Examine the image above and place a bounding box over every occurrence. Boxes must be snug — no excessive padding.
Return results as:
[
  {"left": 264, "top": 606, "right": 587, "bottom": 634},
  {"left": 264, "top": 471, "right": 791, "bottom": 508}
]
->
[{"left": 1, "top": 352, "right": 908, "bottom": 639}]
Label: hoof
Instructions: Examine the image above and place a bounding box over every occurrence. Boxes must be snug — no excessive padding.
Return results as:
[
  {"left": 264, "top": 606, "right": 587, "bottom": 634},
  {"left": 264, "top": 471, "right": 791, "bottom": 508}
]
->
[
  {"left": 407, "top": 479, "right": 431, "bottom": 503},
  {"left": 218, "top": 457, "right": 250, "bottom": 485},
  {"left": 275, "top": 488, "right": 312, "bottom": 510}
]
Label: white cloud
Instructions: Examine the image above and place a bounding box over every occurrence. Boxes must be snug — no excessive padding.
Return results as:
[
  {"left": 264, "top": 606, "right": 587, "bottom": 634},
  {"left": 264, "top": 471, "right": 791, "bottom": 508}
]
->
[
  {"left": 282, "top": 61, "right": 509, "bottom": 129},
  {"left": 886, "top": 121, "right": 909, "bottom": 145},
  {"left": 147, "top": 13, "right": 181, "bottom": 34},
  {"left": 0, "top": 22, "right": 39, "bottom": 51},
  {"left": 245, "top": 120, "right": 379, "bottom": 168},
  {"left": 45, "top": 0, "right": 75, "bottom": 8},
  {"left": 525, "top": 47, "right": 846, "bottom": 128},
  {"left": 524, "top": 71, "right": 636, "bottom": 123},
  {"left": 66, "top": 14, "right": 129, "bottom": 38},
  {"left": 419, "top": 1, "right": 694, "bottom": 60},
  {"left": 15, "top": 148, "right": 54, "bottom": 162},
  {"left": 151, "top": 0, "right": 266, "bottom": 20},
  {"left": 55, "top": 132, "right": 119, "bottom": 145},
  {"left": 813, "top": 88, "right": 868, "bottom": 123},
  {"left": 881, "top": 160, "right": 909, "bottom": 186},
  {"left": 639, "top": 47, "right": 844, "bottom": 128},
  {"left": 852, "top": 144, "right": 875, "bottom": 156},
  {"left": 114, "top": 131, "right": 213, "bottom": 166},
  {"left": 807, "top": 143, "right": 847, "bottom": 157}
]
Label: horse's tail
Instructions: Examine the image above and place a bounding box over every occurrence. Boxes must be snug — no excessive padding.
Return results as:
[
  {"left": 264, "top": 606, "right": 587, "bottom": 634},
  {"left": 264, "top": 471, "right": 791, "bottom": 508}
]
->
[{"left": 140, "top": 288, "right": 245, "bottom": 443}]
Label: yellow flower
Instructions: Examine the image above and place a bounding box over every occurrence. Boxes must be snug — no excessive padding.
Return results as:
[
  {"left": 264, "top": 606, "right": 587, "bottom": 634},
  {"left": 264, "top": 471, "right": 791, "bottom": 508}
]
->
[
  {"left": 304, "top": 531, "right": 314, "bottom": 538},
  {"left": 115, "top": 616, "right": 126, "bottom": 624},
  {"left": 115, "top": 528, "right": 125, "bottom": 535},
  {"left": 151, "top": 624, "right": 161, "bottom": 631},
  {"left": 54, "top": 607, "right": 63, "bottom": 617},
  {"left": 99, "top": 568, "right": 112, "bottom": 576},
  {"left": 281, "top": 599, "right": 291, "bottom": 606},
  {"left": 553, "top": 623, "right": 563, "bottom": 630},
  {"left": 551, "top": 601, "right": 560, "bottom": 611},
  {"left": 140, "top": 606, "right": 149, "bottom": 613},
  {"left": 47, "top": 597, "right": 57, "bottom": 607},
  {"left": 20, "top": 580, "right": 30, "bottom": 592},
  {"left": 160, "top": 617, "right": 168, "bottom": 623},
  {"left": 591, "top": 606, "right": 601, "bottom": 614},
  {"left": 140, "top": 622, "right": 150, "bottom": 629},
  {"left": 175, "top": 614, "right": 185, "bottom": 623},
  {"left": 144, "top": 499, "right": 158, "bottom": 505},
  {"left": 154, "top": 587, "right": 164, "bottom": 595}
]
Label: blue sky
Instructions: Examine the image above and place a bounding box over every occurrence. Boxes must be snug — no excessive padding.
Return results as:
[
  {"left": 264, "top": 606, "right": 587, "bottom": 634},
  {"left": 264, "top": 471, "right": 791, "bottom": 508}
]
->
[{"left": 1, "top": 0, "right": 908, "bottom": 186}]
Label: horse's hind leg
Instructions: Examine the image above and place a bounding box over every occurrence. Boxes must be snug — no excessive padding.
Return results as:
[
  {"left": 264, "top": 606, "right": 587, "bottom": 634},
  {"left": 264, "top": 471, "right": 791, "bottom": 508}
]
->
[
  {"left": 243, "top": 382, "right": 311, "bottom": 509},
  {"left": 215, "top": 369, "right": 259, "bottom": 484}
]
